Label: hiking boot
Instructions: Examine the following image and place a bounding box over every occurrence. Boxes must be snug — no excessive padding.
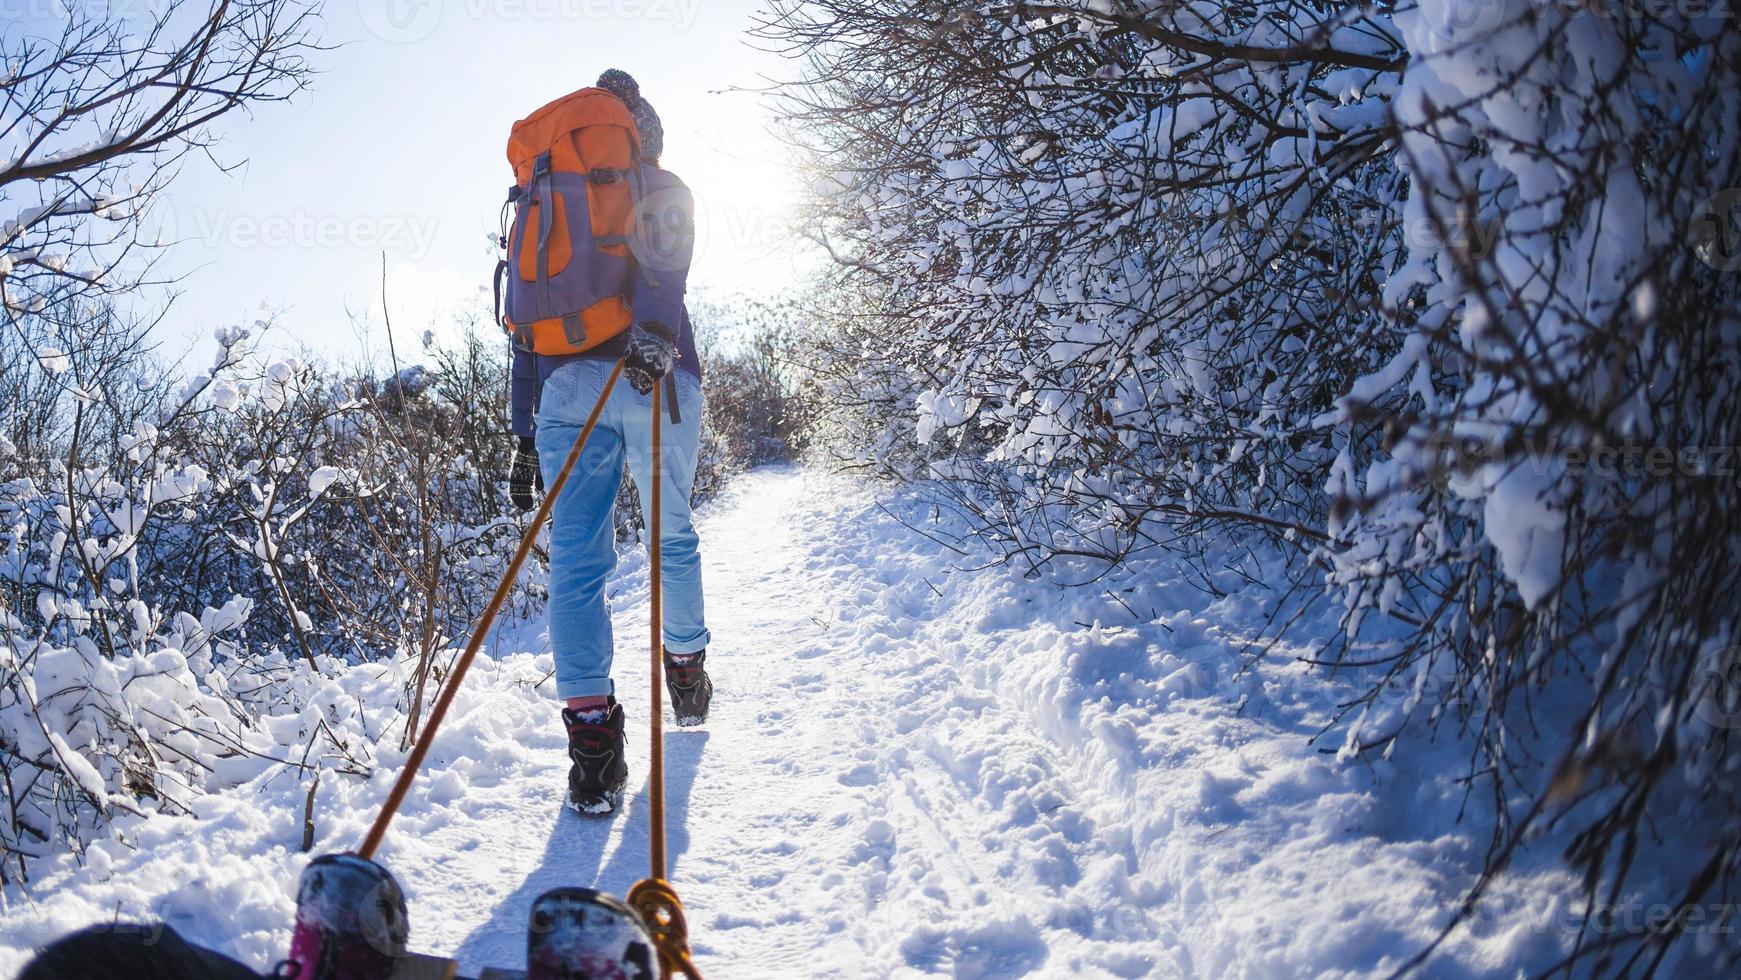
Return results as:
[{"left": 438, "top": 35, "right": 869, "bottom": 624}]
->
[
  {"left": 664, "top": 649, "right": 713, "bottom": 727},
  {"left": 563, "top": 701, "right": 627, "bottom": 816}
]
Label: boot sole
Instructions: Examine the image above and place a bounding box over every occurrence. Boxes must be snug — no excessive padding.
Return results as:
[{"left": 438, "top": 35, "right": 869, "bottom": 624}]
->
[{"left": 566, "top": 786, "right": 623, "bottom": 817}]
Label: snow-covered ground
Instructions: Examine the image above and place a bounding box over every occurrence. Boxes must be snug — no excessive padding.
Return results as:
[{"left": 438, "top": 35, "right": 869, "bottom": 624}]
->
[{"left": 0, "top": 467, "right": 1597, "bottom": 977}]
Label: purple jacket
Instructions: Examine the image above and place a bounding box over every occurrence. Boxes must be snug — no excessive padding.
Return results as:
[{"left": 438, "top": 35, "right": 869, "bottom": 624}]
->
[{"left": 509, "top": 165, "right": 702, "bottom": 438}]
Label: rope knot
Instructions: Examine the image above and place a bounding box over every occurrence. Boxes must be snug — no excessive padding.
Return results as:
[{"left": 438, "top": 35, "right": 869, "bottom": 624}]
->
[{"left": 628, "top": 878, "right": 701, "bottom": 979}]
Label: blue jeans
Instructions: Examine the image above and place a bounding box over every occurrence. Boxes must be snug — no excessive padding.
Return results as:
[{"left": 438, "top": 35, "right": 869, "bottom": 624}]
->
[{"left": 534, "top": 359, "right": 709, "bottom": 700}]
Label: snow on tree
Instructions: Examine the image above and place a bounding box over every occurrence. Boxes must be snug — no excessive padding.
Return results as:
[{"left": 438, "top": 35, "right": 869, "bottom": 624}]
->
[
  {"left": 768, "top": 0, "right": 1406, "bottom": 564},
  {"left": 766, "top": 1, "right": 1741, "bottom": 971},
  {"left": 1, "top": 0, "right": 319, "bottom": 350}
]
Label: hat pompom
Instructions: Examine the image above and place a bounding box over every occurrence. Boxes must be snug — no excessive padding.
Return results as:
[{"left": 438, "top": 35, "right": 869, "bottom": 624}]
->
[
  {"left": 597, "top": 69, "right": 641, "bottom": 105},
  {"left": 596, "top": 68, "right": 663, "bottom": 164}
]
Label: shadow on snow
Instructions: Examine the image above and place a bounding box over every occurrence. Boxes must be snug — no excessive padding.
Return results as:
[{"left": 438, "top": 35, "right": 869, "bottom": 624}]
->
[{"left": 452, "top": 731, "right": 710, "bottom": 973}]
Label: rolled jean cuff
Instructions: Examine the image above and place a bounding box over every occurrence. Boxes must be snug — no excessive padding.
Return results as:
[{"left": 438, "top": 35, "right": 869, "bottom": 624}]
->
[
  {"left": 557, "top": 676, "right": 615, "bottom": 700},
  {"left": 664, "top": 629, "right": 710, "bottom": 657}
]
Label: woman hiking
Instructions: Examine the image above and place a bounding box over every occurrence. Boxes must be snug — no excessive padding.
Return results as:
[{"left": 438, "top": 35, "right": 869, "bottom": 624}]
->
[{"left": 505, "top": 69, "right": 714, "bottom": 816}]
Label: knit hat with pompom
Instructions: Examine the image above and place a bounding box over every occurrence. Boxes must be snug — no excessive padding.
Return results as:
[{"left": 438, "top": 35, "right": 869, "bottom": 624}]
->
[{"left": 596, "top": 69, "right": 664, "bottom": 165}]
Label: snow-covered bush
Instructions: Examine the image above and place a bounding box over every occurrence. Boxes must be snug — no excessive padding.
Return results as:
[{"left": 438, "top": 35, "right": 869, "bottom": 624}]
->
[
  {"left": 768, "top": 0, "right": 1741, "bottom": 971},
  {"left": 1, "top": 325, "right": 323, "bottom": 880},
  {"left": 693, "top": 297, "right": 814, "bottom": 486},
  {"left": 1330, "top": 7, "right": 1741, "bottom": 970},
  {"left": 769, "top": 0, "right": 1406, "bottom": 563},
  {"left": 0, "top": 289, "right": 796, "bottom": 882},
  {"left": 0, "top": 311, "right": 542, "bottom": 882}
]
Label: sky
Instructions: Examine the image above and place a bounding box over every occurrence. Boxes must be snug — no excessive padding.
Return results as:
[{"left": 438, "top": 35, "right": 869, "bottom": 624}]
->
[{"left": 130, "top": 0, "right": 811, "bottom": 361}]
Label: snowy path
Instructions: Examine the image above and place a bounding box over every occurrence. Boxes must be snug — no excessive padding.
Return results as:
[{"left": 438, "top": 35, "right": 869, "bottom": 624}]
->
[
  {"left": 415, "top": 466, "right": 1172, "bottom": 975},
  {"left": 0, "top": 467, "right": 1583, "bottom": 978},
  {"left": 421, "top": 466, "right": 874, "bottom": 973}
]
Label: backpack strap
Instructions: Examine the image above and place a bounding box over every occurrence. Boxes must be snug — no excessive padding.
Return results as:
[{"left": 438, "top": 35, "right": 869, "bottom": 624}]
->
[
  {"left": 561, "top": 312, "right": 586, "bottom": 347},
  {"left": 493, "top": 259, "right": 508, "bottom": 329},
  {"left": 532, "top": 152, "right": 557, "bottom": 322},
  {"left": 626, "top": 156, "right": 662, "bottom": 290},
  {"left": 496, "top": 184, "right": 518, "bottom": 335}
]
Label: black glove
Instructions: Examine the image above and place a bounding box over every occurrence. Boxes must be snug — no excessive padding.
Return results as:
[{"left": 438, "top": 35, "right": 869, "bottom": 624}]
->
[
  {"left": 509, "top": 435, "right": 543, "bottom": 512},
  {"left": 623, "top": 321, "right": 677, "bottom": 395}
]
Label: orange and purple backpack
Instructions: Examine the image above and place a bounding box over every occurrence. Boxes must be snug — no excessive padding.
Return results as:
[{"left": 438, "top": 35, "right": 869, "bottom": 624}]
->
[{"left": 495, "top": 87, "right": 649, "bottom": 356}]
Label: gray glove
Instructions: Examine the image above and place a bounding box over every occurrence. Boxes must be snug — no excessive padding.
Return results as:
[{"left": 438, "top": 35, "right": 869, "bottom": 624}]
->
[{"left": 623, "top": 321, "right": 676, "bottom": 395}]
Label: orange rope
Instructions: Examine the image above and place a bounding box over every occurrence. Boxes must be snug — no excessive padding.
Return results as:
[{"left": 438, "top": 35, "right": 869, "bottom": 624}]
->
[
  {"left": 649, "top": 380, "right": 667, "bottom": 881},
  {"left": 358, "top": 360, "right": 624, "bottom": 861},
  {"left": 632, "top": 380, "right": 702, "bottom": 980}
]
